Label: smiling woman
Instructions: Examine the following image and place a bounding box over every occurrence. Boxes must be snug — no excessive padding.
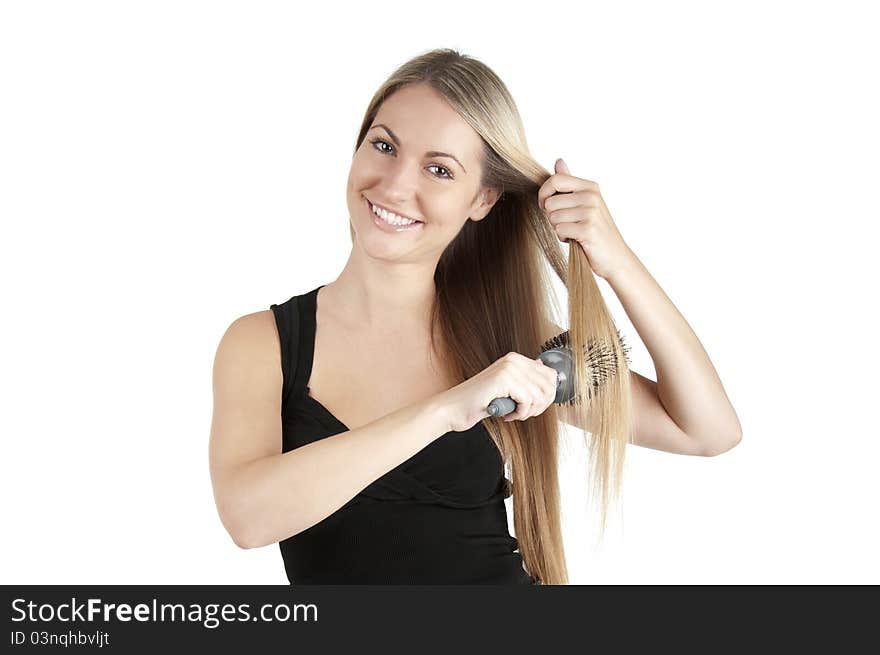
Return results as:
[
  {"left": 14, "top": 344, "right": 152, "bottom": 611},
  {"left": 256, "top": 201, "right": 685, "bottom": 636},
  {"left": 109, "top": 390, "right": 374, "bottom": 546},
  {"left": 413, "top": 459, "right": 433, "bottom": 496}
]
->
[
  {"left": 342, "top": 80, "right": 507, "bottom": 263},
  {"left": 209, "top": 47, "right": 724, "bottom": 587}
]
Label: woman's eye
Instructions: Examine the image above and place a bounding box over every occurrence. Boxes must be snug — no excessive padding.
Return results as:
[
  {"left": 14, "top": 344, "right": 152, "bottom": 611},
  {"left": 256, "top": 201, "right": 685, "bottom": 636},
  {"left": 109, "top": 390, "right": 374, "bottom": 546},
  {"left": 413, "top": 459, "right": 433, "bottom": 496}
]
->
[
  {"left": 370, "top": 138, "right": 394, "bottom": 154},
  {"left": 428, "top": 165, "right": 453, "bottom": 179},
  {"left": 369, "top": 138, "right": 454, "bottom": 180}
]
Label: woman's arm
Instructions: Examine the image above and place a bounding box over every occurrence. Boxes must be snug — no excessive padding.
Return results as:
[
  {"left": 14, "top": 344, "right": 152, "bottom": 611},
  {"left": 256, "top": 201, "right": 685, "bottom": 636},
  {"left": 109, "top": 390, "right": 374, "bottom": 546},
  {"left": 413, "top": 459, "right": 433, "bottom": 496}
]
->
[
  {"left": 219, "top": 399, "right": 449, "bottom": 549},
  {"left": 538, "top": 160, "right": 742, "bottom": 456},
  {"left": 606, "top": 251, "right": 742, "bottom": 455},
  {"left": 209, "top": 312, "right": 450, "bottom": 550}
]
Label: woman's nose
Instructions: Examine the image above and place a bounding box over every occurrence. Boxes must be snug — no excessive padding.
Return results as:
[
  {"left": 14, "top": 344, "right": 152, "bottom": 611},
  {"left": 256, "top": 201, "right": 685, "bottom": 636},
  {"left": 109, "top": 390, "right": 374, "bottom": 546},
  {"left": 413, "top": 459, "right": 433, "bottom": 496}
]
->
[{"left": 381, "top": 156, "right": 422, "bottom": 194}]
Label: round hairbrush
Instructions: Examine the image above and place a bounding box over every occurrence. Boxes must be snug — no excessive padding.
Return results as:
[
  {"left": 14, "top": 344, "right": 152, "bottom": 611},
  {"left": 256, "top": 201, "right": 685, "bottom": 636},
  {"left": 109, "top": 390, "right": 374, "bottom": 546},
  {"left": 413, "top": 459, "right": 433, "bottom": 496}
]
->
[{"left": 486, "top": 328, "right": 631, "bottom": 418}]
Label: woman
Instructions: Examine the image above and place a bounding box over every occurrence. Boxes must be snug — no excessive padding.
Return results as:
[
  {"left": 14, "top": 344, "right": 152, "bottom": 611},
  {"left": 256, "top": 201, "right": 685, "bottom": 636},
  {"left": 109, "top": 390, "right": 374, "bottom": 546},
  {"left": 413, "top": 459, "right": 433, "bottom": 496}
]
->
[{"left": 209, "top": 48, "right": 742, "bottom": 585}]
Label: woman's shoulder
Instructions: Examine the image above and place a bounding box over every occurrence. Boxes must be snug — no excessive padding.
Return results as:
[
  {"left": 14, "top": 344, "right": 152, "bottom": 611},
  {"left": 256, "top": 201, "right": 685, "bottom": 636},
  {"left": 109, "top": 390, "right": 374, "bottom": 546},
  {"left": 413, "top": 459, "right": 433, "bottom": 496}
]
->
[
  {"left": 221, "top": 285, "right": 315, "bottom": 362},
  {"left": 215, "top": 309, "right": 282, "bottom": 371}
]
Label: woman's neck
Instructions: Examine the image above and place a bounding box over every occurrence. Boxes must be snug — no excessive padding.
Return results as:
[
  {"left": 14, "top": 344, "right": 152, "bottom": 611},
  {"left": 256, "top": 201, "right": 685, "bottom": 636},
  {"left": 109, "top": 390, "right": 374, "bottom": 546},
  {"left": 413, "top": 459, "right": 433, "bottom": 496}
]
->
[{"left": 325, "top": 251, "right": 438, "bottom": 332}]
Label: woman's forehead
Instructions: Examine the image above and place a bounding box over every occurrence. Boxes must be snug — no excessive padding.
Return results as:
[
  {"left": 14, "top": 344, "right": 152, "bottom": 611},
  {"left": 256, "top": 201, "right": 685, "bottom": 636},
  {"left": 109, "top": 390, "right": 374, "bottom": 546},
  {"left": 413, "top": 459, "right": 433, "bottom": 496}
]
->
[{"left": 373, "top": 85, "right": 481, "bottom": 160}]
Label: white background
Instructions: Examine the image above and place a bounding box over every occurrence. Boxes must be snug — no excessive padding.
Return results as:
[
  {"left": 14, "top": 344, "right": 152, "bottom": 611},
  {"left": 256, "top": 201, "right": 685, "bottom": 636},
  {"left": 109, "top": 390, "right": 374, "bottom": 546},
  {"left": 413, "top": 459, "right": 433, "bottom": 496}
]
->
[{"left": 2, "top": 0, "right": 877, "bottom": 584}]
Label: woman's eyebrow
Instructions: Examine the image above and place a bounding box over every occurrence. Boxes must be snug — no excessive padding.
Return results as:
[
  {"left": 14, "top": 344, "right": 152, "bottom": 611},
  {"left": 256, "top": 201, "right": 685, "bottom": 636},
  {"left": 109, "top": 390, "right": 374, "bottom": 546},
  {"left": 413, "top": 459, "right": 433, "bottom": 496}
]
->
[{"left": 369, "top": 123, "right": 467, "bottom": 174}]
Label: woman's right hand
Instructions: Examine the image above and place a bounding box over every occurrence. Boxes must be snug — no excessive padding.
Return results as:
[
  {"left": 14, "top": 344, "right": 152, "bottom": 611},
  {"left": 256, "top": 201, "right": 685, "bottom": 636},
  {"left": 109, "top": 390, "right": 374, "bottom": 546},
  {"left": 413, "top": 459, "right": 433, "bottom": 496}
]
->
[{"left": 435, "top": 352, "right": 559, "bottom": 433}]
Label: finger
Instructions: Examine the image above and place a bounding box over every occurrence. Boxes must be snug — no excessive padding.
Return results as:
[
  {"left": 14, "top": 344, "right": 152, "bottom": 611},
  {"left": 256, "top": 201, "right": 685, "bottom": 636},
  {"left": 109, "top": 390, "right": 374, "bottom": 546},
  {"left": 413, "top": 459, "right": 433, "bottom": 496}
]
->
[
  {"left": 502, "top": 369, "right": 532, "bottom": 422},
  {"left": 540, "top": 378, "right": 556, "bottom": 412},
  {"left": 535, "top": 363, "right": 557, "bottom": 401},
  {"left": 547, "top": 370, "right": 560, "bottom": 399},
  {"left": 544, "top": 189, "right": 600, "bottom": 216},
  {"left": 505, "top": 396, "right": 535, "bottom": 422},
  {"left": 519, "top": 395, "right": 537, "bottom": 421},
  {"left": 538, "top": 174, "right": 599, "bottom": 212},
  {"left": 545, "top": 378, "right": 558, "bottom": 407},
  {"left": 553, "top": 220, "right": 583, "bottom": 243},
  {"left": 539, "top": 366, "right": 556, "bottom": 397},
  {"left": 526, "top": 381, "right": 548, "bottom": 419},
  {"left": 547, "top": 206, "right": 593, "bottom": 226},
  {"left": 534, "top": 362, "right": 558, "bottom": 407}
]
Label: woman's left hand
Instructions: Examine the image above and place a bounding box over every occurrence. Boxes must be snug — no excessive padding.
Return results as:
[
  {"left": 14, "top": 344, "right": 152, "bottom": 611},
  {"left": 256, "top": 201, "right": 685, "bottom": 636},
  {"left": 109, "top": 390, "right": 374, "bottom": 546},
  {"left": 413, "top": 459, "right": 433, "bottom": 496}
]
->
[{"left": 538, "top": 158, "right": 637, "bottom": 282}]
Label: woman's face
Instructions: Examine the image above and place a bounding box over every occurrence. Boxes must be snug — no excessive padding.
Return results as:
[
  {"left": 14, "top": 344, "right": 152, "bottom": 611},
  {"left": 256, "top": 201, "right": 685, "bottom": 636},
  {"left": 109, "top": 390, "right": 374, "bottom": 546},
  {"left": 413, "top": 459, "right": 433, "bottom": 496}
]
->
[{"left": 346, "top": 82, "right": 500, "bottom": 263}]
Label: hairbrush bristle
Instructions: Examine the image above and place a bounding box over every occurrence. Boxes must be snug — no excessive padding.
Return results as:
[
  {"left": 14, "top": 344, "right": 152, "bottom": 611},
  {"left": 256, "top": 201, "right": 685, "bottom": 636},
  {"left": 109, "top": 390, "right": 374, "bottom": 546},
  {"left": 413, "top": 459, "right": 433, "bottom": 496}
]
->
[{"left": 540, "top": 328, "right": 631, "bottom": 405}]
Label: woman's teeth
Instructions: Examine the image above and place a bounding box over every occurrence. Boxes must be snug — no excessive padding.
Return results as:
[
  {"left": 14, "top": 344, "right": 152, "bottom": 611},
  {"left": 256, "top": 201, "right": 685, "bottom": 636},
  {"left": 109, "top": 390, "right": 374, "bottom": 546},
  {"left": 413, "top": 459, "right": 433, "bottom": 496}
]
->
[{"left": 371, "top": 202, "right": 420, "bottom": 226}]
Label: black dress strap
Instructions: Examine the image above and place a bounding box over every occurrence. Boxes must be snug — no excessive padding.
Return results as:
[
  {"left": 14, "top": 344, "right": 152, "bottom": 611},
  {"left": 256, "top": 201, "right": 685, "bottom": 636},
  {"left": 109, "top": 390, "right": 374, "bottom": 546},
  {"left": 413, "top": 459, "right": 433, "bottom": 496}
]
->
[
  {"left": 269, "top": 285, "right": 324, "bottom": 412},
  {"left": 292, "top": 285, "right": 323, "bottom": 396},
  {"left": 269, "top": 295, "right": 301, "bottom": 411}
]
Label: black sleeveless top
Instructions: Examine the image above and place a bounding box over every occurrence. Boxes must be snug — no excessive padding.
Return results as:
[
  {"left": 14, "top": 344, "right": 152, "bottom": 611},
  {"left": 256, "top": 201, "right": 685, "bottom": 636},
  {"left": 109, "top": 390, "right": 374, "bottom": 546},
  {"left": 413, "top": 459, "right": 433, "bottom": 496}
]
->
[{"left": 269, "top": 285, "right": 537, "bottom": 585}]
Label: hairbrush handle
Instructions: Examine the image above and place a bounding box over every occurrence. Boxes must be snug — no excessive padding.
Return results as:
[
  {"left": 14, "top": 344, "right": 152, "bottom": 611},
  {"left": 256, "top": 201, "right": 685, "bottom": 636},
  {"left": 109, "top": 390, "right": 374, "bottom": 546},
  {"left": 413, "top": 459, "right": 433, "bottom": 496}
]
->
[
  {"left": 486, "top": 348, "right": 575, "bottom": 418},
  {"left": 487, "top": 396, "right": 517, "bottom": 417}
]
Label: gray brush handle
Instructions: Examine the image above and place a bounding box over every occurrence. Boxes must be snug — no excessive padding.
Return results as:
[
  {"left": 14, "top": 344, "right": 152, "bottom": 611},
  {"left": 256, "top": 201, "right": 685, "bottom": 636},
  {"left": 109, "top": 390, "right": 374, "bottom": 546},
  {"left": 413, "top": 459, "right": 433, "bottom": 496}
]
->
[
  {"left": 487, "top": 397, "right": 517, "bottom": 417},
  {"left": 486, "top": 348, "right": 573, "bottom": 418}
]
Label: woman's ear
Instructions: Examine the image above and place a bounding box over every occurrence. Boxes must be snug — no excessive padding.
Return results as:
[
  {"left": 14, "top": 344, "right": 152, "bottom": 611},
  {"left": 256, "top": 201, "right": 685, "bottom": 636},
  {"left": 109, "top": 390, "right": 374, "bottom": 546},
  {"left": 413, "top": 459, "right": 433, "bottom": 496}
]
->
[{"left": 469, "top": 187, "right": 503, "bottom": 222}]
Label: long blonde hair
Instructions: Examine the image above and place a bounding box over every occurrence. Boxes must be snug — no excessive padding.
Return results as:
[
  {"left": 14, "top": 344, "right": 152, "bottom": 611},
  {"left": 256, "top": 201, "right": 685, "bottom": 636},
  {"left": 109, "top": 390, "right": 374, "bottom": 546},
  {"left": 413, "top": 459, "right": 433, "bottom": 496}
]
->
[{"left": 349, "top": 48, "right": 633, "bottom": 585}]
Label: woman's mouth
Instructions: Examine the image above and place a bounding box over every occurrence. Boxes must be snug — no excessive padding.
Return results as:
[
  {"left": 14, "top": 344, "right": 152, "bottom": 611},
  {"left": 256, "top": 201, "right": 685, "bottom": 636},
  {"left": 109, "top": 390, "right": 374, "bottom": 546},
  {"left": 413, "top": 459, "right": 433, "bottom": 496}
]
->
[{"left": 365, "top": 196, "right": 424, "bottom": 233}]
